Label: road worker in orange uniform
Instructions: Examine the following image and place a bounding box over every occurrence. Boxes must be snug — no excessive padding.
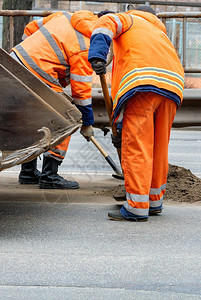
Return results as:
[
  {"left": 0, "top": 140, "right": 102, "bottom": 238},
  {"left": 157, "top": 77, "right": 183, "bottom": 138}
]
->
[
  {"left": 88, "top": 6, "right": 184, "bottom": 221},
  {"left": 11, "top": 10, "right": 98, "bottom": 189}
]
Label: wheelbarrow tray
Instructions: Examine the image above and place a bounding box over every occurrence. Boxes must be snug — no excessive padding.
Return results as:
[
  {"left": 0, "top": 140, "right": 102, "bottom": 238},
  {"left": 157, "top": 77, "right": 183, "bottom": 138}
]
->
[{"left": 0, "top": 49, "right": 82, "bottom": 171}]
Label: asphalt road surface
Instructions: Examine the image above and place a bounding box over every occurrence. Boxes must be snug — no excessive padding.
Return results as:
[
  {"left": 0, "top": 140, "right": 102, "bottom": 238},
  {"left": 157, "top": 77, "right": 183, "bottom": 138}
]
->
[{"left": 0, "top": 128, "right": 201, "bottom": 300}]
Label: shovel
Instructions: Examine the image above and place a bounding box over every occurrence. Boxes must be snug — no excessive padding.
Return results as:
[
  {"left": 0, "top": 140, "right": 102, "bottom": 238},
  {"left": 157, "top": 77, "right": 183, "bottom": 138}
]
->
[{"left": 90, "top": 136, "right": 123, "bottom": 180}]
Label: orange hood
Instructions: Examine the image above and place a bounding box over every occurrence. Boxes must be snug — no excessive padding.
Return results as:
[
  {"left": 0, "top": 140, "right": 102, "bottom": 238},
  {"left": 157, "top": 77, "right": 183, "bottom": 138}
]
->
[{"left": 71, "top": 10, "right": 98, "bottom": 38}]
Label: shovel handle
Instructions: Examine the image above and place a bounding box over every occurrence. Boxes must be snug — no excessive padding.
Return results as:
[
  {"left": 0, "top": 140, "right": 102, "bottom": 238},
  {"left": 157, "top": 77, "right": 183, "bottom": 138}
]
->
[
  {"left": 99, "top": 74, "right": 117, "bottom": 134},
  {"left": 90, "top": 136, "right": 108, "bottom": 157},
  {"left": 99, "top": 74, "right": 121, "bottom": 160},
  {"left": 90, "top": 136, "right": 122, "bottom": 175}
]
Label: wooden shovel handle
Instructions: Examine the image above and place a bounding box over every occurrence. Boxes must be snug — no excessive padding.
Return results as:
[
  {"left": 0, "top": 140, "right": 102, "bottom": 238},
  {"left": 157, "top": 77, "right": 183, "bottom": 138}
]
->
[
  {"left": 99, "top": 74, "right": 117, "bottom": 136},
  {"left": 99, "top": 74, "right": 121, "bottom": 161}
]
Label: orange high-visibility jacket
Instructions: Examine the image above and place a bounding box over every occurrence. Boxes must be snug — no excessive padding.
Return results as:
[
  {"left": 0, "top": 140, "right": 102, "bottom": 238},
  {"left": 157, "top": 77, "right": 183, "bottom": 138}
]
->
[
  {"left": 13, "top": 11, "right": 97, "bottom": 125},
  {"left": 21, "top": 12, "right": 64, "bottom": 41},
  {"left": 89, "top": 10, "right": 184, "bottom": 113}
]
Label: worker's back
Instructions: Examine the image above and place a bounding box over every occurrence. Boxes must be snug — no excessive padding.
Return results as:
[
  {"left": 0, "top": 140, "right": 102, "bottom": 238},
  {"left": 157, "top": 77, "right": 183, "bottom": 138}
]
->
[
  {"left": 111, "top": 10, "right": 184, "bottom": 106},
  {"left": 12, "top": 11, "right": 97, "bottom": 92}
]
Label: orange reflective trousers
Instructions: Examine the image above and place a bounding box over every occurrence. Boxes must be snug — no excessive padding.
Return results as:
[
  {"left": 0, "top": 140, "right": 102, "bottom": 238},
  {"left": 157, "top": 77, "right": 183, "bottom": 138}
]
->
[
  {"left": 46, "top": 88, "right": 71, "bottom": 161},
  {"left": 121, "top": 92, "right": 177, "bottom": 218},
  {"left": 47, "top": 136, "right": 71, "bottom": 161}
]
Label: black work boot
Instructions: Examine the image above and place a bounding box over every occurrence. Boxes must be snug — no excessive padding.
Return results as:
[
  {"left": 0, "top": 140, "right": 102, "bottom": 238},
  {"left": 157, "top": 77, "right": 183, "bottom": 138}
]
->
[
  {"left": 19, "top": 158, "right": 41, "bottom": 184},
  {"left": 108, "top": 210, "right": 148, "bottom": 222},
  {"left": 149, "top": 208, "right": 162, "bottom": 215},
  {"left": 39, "top": 156, "right": 79, "bottom": 189}
]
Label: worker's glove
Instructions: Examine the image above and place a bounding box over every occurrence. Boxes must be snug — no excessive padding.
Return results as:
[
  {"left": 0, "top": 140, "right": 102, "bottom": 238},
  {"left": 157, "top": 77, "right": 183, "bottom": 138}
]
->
[
  {"left": 111, "top": 128, "right": 122, "bottom": 149},
  {"left": 80, "top": 125, "right": 94, "bottom": 141},
  {"left": 91, "top": 59, "right": 106, "bottom": 75}
]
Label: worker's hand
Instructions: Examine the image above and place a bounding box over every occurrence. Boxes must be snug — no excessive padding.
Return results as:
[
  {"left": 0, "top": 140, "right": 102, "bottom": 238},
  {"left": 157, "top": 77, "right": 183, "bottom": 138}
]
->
[
  {"left": 80, "top": 125, "right": 94, "bottom": 141},
  {"left": 91, "top": 60, "right": 106, "bottom": 75},
  {"left": 111, "top": 128, "right": 122, "bottom": 149}
]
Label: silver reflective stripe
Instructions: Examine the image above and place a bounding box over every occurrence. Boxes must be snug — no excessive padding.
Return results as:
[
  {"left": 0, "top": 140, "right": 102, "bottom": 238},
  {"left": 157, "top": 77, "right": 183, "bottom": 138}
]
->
[
  {"left": 63, "top": 12, "right": 86, "bottom": 51},
  {"left": 44, "top": 152, "right": 63, "bottom": 161},
  {"left": 40, "top": 26, "right": 68, "bottom": 68},
  {"left": 15, "top": 44, "right": 61, "bottom": 87},
  {"left": 70, "top": 73, "right": 92, "bottom": 83},
  {"left": 50, "top": 149, "right": 66, "bottom": 157},
  {"left": 92, "top": 27, "right": 114, "bottom": 39},
  {"left": 37, "top": 18, "right": 44, "bottom": 28},
  {"left": 22, "top": 33, "right": 28, "bottom": 40},
  {"left": 73, "top": 97, "right": 92, "bottom": 106},
  {"left": 126, "top": 192, "right": 149, "bottom": 203},
  {"left": 106, "top": 14, "right": 122, "bottom": 36},
  {"left": 150, "top": 183, "right": 166, "bottom": 195},
  {"left": 63, "top": 12, "right": 72, "bottom": 22},
  {"left": 150, "top": 197, "right": 163, "bottom": 208},
  {"left": 75, "top": 30, "right": 87, "bottom": 51},
  {"left": 124, "top": 202, "right": 149, "bottom": 216}
]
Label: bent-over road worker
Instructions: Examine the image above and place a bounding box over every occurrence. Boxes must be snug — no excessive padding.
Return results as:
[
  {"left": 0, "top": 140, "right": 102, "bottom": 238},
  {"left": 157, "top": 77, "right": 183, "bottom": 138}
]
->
[
  {"left": 88, "top": 6, "right": 184, "bottom": 221},
  {"left": 11, "top": 10, "right": 98, "bottom": 189}
]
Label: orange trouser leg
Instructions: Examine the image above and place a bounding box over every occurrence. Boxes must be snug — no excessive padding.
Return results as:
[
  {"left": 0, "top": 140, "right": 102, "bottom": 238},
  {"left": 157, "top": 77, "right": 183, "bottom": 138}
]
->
[
  {"left": 45, "top": 136, "right": 71, "bottom": 161},
  {"left": 121, "top": 92, "right": 176, "bottom": 218},
  {"left": 149, "top": 96, "right": 177, "bottom": 209}
]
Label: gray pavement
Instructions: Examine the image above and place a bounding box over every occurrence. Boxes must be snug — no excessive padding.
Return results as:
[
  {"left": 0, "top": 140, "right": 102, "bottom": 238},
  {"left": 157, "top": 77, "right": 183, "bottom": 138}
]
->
[
  {"left": 0, "top": 200, "right": 201, "bottom": 299},
  {"left": 1, "top": 128, "right": 201, "bottom": 299}
]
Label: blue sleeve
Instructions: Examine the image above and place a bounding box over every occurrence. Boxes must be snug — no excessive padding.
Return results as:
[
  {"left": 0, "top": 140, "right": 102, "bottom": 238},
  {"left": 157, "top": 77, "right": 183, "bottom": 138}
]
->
[
  {"left": 117, "top": 119, "right": 123, "bottom": 130},
  {"left": 76, "top": 104, "right": 94, "bottom": 126},
  {"left": 88, "top": 33, "right": 112, "bottom": 63}
]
